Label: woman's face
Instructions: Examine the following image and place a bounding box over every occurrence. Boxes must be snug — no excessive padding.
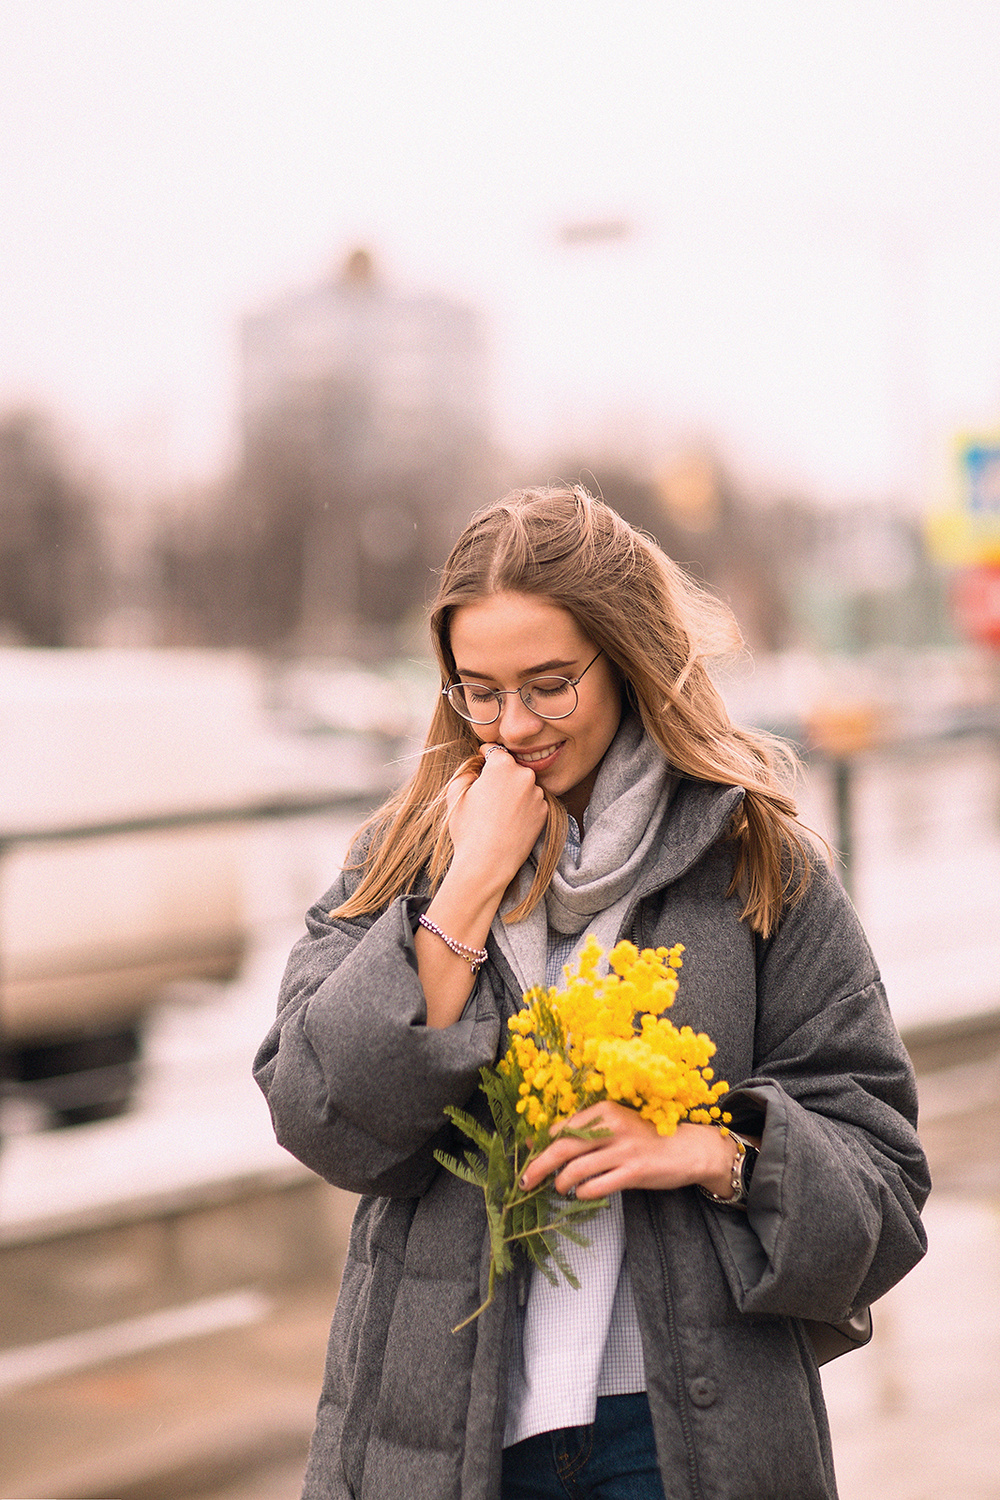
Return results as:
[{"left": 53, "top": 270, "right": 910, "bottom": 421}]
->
[{"left": 447, "top": 592, "right": 623, "bottom": 823}]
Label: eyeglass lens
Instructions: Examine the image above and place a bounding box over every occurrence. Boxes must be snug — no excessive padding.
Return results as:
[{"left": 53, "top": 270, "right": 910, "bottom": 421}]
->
[{"left": 447, "top": 676, "right": 577, "bottom": 724}]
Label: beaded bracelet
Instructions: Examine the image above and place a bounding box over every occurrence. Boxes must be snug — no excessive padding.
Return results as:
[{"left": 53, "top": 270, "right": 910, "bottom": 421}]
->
[{"left": 417, "top": 913, "right": 489, "bottom": 975}]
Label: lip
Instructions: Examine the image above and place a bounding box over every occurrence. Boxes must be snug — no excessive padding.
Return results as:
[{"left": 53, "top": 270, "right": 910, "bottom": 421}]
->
[{"left": 506, "top": 740, "right": 565, "bottom": 771}]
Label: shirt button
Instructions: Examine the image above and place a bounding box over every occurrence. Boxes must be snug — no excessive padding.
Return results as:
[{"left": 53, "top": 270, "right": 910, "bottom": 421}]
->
[{"left": 688, "top": 1376, "right": 717, "bottom": 1407}]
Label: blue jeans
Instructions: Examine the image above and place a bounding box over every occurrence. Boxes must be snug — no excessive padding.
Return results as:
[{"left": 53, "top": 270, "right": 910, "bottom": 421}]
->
[{"left": 500, "top": 1392, "right": 667, "bottom": 1500}]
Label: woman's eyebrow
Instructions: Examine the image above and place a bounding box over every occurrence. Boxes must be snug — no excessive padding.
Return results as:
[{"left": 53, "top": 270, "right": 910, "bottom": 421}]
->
[{"left": 454, "top": 657, "right": 577, "bottom": 681}]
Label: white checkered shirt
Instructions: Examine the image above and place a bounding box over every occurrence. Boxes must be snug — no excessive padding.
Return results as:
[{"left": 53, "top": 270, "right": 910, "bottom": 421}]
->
[{"left": 503, "top": 817, "right": 646, "bottom": 1447}]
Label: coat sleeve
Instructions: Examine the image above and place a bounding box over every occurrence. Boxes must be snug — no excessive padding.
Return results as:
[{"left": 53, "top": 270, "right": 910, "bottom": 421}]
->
[
  {"left": 252, "top": 856, "right": 504, "bottom": 1197},
  {"left": 701, "top": 856, "right": 930, "bottom": 1324}
]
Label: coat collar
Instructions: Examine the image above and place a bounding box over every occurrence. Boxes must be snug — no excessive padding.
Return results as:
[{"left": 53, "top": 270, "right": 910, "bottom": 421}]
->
[{"left": 635, "top": 776, "right": 745, "bottom": 896}]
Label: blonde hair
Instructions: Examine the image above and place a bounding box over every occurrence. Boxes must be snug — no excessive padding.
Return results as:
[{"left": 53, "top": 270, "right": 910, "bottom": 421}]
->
[{"left": 332, "top": 485, "right": 813, "bottom": 936}]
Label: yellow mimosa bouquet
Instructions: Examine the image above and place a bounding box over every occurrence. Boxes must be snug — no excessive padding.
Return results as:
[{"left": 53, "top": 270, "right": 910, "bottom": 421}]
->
[{"left": 435, "top": 936, "right": 730, "bottom": 1328}]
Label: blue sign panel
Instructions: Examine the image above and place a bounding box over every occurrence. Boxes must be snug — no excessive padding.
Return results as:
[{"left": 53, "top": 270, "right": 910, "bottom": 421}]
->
[{"left": 961, "top": 443, "right": 1000, "bottom": 514}]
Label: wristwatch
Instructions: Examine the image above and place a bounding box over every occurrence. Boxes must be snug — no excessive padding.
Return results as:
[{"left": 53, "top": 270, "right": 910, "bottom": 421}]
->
[{"left": 698, "top": 1132, "right": 759, "bottom": 1208}]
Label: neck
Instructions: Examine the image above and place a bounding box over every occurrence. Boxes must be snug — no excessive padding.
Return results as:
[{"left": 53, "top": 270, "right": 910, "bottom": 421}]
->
[{"left": 560, "top": 771, "right": 597, "bottom": 827}]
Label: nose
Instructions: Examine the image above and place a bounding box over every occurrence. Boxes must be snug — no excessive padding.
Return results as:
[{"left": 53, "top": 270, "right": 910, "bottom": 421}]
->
[{"left": 497, "top": 690, "right": 546, "bottom": 739}]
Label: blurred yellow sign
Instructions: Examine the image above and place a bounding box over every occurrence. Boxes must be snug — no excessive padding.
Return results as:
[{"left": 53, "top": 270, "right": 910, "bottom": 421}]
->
[
  {"left": 654, "top": 452, "right": 720, "bottom": 532},
  {"left": 805, "top": 701, "right": 891, "bottom": 755},
  {"left": 926, "top": 432, "right": 1000, "bottom": 565}
]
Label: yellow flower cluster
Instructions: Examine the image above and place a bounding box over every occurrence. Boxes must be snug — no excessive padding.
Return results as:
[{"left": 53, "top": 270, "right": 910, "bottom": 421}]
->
[
  {"left": 436, "top": 936, "right": 732, "bottom": 1326},
  {"left": 499, "top": 935, "right": 730, "bottom": 1137}
]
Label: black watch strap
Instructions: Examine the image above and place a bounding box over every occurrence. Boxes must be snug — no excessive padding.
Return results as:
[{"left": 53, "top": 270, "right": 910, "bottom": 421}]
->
[{"left": 698, "top": 1132, "right": 759, "bottom": 1208}]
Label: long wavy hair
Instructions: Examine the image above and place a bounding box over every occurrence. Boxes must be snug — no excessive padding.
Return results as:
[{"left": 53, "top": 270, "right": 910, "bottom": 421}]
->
[{"left": 332, "top": 485, "right": 812, "bottom": 936}]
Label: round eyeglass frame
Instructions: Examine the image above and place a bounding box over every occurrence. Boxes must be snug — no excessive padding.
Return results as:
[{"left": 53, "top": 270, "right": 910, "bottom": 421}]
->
[{"left": 442, "top": 650, "right": 603, "bottom": 725}]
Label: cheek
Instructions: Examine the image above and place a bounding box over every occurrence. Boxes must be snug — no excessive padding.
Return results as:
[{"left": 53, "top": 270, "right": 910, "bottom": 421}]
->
[
  {"left": 575, "top": 704, "right": 621, "bottom": 770},
  {"left": 592, "top": 689, "right": 624, "bottom": 749},
  {"left": 600, "top": 707, "right": 623, "bottom": 754}
]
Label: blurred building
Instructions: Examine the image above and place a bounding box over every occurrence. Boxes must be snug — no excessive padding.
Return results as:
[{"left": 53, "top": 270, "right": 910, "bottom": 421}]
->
[{"left": 237, "top": 248, "right": 494, "bottom": 655}]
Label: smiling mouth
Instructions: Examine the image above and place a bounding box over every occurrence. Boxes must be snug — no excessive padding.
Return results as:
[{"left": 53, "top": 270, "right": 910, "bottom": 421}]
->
[{"left": 509, "top": 742, "right": 564, "bottom": 766}]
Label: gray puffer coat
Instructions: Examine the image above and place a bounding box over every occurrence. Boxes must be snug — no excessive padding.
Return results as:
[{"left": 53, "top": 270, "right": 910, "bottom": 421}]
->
[{"left": 253, "top": 778, "right": 930, "bottom": 1500}]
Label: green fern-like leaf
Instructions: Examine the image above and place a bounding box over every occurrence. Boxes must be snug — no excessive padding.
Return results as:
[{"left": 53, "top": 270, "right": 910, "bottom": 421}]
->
[
  {"left": 432, "top": 1149, "right": 487, "bottom": 1188},
  {"left": 532, "top": 1253, "right": 561, "bottom": 1286},
  {"left": 481, "top": 1070, "right": 516, "bottom": 1140},
  {"left": 486, "top": 1131, "right": 514, "bottom": 1200},
  {"left": 485, "top": 1197, "right": 514, "bottom": 1277},
  {"left": 443, "top": 1103, "right": 494, "bottom": 1155},
  {"left": 552, "top": 1215, "right": 602, "bottom": 1247},
  {"left": 509, "top": 1196, "right": 526, "bottom": 1248},
  {"left": 545, "top": 1202, "right": 606, "bottom": 1256},
  {"left": 461, "top": 1146, "right": 485, "bottom": 1175},
  {"left": 542, "top": 1234, "right": 582, "bottom": 1290}
]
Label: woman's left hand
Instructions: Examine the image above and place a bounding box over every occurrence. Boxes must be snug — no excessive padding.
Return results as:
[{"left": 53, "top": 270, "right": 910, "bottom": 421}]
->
[{"left": 521, "top": 1102, "right": 739, "bottom": 1200}]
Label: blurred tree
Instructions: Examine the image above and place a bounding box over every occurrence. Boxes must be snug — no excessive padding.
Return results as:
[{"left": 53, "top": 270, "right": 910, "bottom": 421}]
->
[
  {"left": 540, "top": 457, "right": 793, "bottom": 652},
  {"left": 154, "top": 397, "right": 498, "bottom": 657},
  {"left": 153, "top": 460, "right": 306, "bottom": 652},
  {"left": 0, "top": 410, "right": 108, "bottom": 646}
]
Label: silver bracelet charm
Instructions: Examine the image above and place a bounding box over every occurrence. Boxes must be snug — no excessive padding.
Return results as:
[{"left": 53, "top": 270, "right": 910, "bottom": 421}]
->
[
  {"left": 417, "top": 913, "right": 488, "bottom": 974},
  {"left": 698, "top": 1131, "right": 756, "bottom": 1208}
]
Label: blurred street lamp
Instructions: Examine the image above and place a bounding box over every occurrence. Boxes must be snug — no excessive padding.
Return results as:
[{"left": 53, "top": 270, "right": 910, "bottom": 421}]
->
[{"left": 556, "top": 218, "right": 635, "bottom": 246}]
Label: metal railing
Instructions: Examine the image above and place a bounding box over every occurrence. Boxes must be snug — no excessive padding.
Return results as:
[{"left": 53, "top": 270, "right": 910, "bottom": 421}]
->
[
  {"left": 0, "top": 787, "right": 384, "bottom": 1122},
  {"left": 0, "top": 788, "right": 380, "bottom": 856},
  {"left": 779, "top": 707, "right": 1000, "bottom": 899}
]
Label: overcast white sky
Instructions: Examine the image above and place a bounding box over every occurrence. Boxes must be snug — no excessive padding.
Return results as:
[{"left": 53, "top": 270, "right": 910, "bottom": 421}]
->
[{"left": 3, "top": 0, "right": 1000, "bottom": 506}]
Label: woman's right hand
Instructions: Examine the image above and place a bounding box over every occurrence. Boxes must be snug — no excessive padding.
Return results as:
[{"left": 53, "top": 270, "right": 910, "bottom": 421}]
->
[
  {"left": 444, "top": 746, "right": 549, "bottom": 900},
  {"left": 416, "top": 748, "right": 548, "bottom": 1028}
]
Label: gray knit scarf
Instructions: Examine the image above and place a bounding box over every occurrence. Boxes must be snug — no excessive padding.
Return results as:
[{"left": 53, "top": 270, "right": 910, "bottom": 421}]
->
[{"left": 491, "top": 713, "right": 677, "bottom": 993}]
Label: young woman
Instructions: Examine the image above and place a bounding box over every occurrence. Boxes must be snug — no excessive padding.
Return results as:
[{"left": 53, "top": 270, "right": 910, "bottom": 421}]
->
[{"left": 255, "top": 486, "right": 929, "bottom": 1500}]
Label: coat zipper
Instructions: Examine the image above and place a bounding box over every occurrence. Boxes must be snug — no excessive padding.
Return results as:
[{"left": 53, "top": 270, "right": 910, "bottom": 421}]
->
[
  {"left": 633, "top": 906, "right": 705, "bottom": 1500},
  {"left": 646, "top": 1192, "right": 705, "bottom": 1500}
]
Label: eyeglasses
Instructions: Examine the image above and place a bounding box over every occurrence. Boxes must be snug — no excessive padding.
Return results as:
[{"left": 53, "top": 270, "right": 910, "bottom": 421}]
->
[{"left": 443, "top": 651, "right": 603, "bottom": 725}]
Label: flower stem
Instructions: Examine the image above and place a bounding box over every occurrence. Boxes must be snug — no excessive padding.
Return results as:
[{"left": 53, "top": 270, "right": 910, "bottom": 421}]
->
[{"left": 451, "top": 1260, "right": 497, "bottom": 1333}]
